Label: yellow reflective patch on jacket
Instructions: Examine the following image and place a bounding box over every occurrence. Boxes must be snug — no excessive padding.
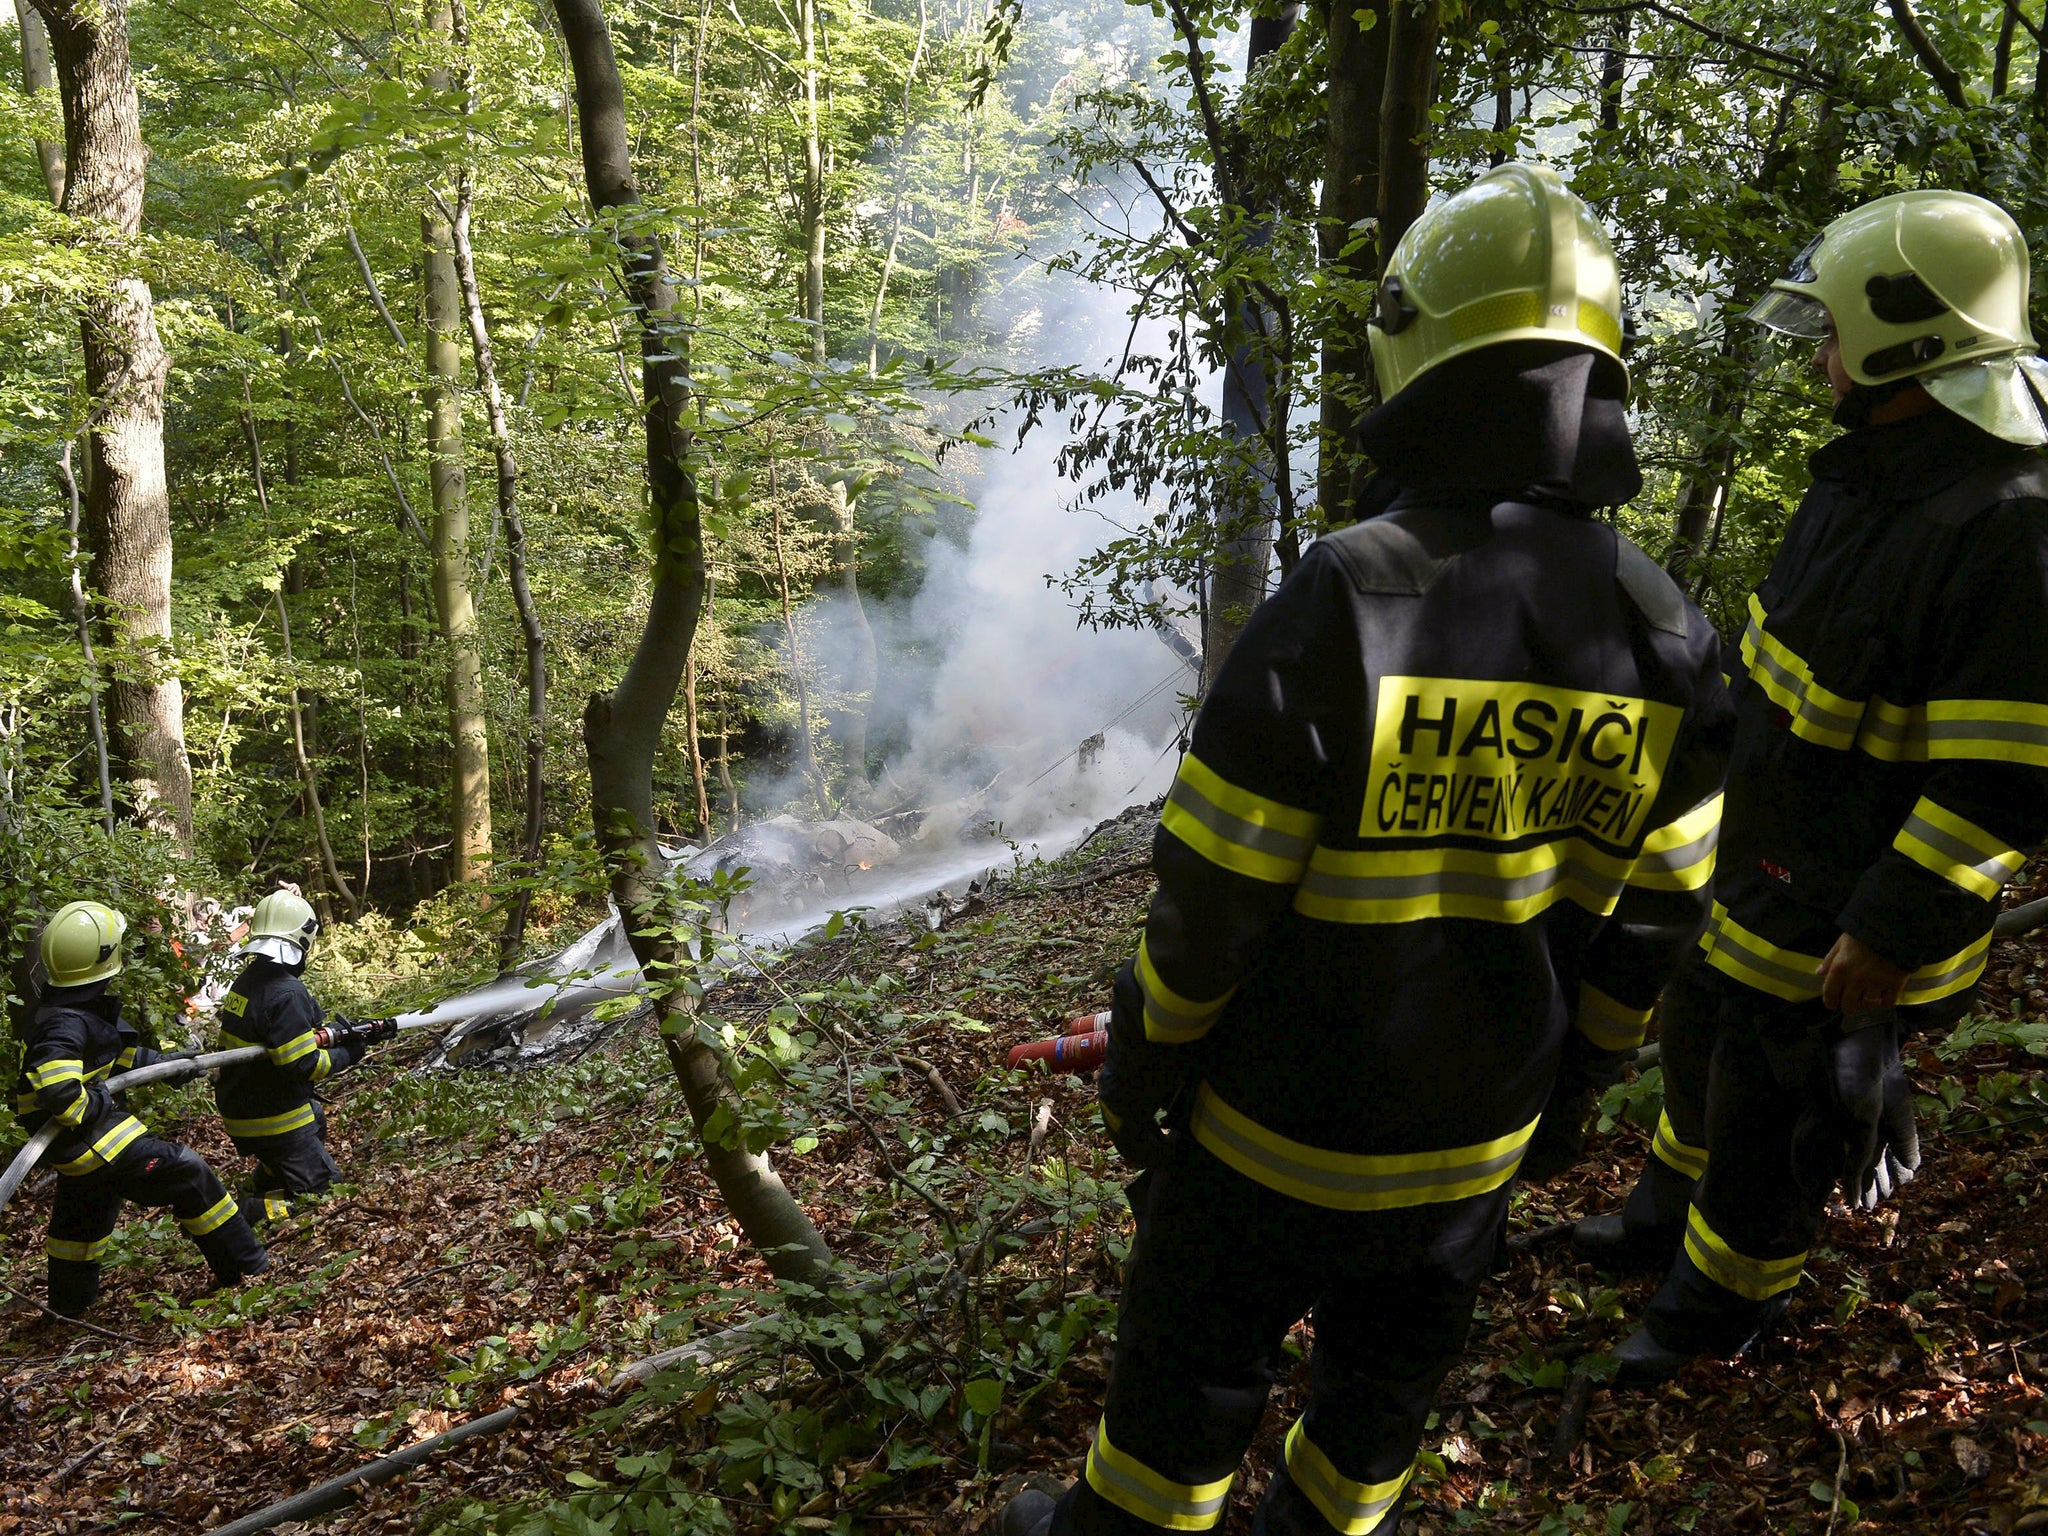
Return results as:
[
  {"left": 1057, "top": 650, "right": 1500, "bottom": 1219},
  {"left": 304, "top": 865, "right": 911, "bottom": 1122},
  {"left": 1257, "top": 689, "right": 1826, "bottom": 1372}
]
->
[
  {"left": 271, "top": 1030, "right": 320, "bottom": 1066},
  {"left": 1894, "top": 797, "right": 2026, "bottom": 900},
  {"left": 223, "top": 1104, "right": 318, "bottom": 1139},
  {"left": 1699, "top": 902, "right": 1990, "bottom": 1006},
  {"left": 1739, "top": 596, "right": 1866, "bottom": 750},
  {"left": 1575, "top": 983, "right": 1652, "bottom": 1052},
  {"left": 1682, "top": 1205, "right": 1805, "bottom": 1301},
  {"left": 52, "top": 1114, "right": 147, "bottom": 1175},
  {"left": 1135, "top": 935, "right": 1232, "bottom": 1043},
  {"left": 1191, "top": 1085, "right": 1535, "bottom": 1211},
  {"left": 1629, "top": 792, "right": 1722, "bottom": 891},
  {"left": 1283, "top": 1422, "right": 1412, "bottom": 1535},
  {"left": 1083, "top": 1420, "right": 1233, "bottom": 1531},
  {"left": 220, "top": 990, "right": 249, "bottom": 1017},
  {"left": 1294, "top": 837, "right": 1634, "bottom": 926},
  {"left": 1160, "top": 753, "right": 1321, "bottom": 884},
  {"left": 27, "top": 1058, "right": 86, "bottom": 1089},
  {"left": 1361, "top": 676, "right": 1682, "bottom": 847}
]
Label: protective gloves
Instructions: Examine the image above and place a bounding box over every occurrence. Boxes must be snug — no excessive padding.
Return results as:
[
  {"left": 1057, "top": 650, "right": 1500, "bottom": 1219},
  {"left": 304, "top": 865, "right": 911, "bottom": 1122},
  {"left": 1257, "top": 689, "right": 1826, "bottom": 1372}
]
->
[
  {"left": 1095, "top": 960, "right": 1191, "bottom": 1171},
  {"left": 1792, "top": 1013, "right": 1919, "bottom": 1211},
  {"left": 1520, "top": 1029, "right": 1633, "bottom": 1184}
]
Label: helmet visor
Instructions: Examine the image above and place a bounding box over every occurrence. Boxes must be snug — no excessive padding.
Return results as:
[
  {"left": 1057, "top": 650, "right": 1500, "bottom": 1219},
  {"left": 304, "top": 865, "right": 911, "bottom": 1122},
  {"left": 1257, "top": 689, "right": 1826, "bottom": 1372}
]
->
[{"left": 1747, "top": 287, "right": 1832, "bottom": 339}]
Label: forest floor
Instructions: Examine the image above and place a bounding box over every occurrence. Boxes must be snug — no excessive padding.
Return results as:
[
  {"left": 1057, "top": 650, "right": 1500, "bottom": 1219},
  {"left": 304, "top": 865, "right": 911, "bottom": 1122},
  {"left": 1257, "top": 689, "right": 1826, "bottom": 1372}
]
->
[{"left": 3, "top": 808, "right": 2048, "bottom": 1535}]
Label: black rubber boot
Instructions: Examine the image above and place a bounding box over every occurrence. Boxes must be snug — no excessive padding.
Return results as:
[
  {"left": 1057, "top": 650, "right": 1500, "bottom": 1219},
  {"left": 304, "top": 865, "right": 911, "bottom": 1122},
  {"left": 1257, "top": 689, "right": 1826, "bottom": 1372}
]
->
[
  {"left": 1568, "top": 1211, "right": 1679, "bottom": 1275},
  {"left": 999, "top": 1476, "right": 1068, "bottom": 1536},
  {"left": 46, "top": 1259, "right": 101, "bottom": 1319},
  {"left": 1611, "top": 1324, "right": 1692, "bottom": 1386},
  {"left": 195, "top": 1215, "right": 271, "bottom": 1291}
]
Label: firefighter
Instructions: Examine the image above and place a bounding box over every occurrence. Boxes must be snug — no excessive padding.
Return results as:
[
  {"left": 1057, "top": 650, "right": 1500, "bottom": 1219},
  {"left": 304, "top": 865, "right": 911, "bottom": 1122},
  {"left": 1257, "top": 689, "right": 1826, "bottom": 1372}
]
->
[
  {"left": 1000, "top": 163, "right": 1735, "bottom": 1536},
  {"left": 213, "top": 890, "right": 395, "bottom": 1222},
  {"left": 13, "top": 900, "right": 269, "bottom": 1315},
  {"left": 1566, "top": 189, "right": 2048, "bottom": 1378}
]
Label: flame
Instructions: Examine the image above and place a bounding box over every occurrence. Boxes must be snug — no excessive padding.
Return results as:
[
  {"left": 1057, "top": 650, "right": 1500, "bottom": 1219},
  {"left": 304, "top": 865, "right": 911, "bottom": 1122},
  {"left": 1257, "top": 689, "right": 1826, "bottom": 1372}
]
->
[{"left": 857, "top": 861, "right": 872, "bottom": 871}]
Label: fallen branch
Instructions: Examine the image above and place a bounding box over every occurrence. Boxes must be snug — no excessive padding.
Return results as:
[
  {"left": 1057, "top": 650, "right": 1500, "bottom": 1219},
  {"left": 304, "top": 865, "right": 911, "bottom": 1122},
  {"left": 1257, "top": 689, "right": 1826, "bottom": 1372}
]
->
[
  {"left": 1548, "top": 1364, "right": 1596, "bottom": 1461},
  {"left": 0, "top": 1283, "right": 149, "bottom": 1345},
  {"left": 1036, "top": 857, "right": 1151, "bottom": 894},
  {"left": 205, "top": 1405, "right": 522, "bottom": 1536}
]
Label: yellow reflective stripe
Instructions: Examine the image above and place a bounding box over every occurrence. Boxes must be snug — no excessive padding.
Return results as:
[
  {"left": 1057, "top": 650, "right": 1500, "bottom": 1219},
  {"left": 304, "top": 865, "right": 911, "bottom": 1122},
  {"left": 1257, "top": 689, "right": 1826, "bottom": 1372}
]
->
[
  {"left": 1855, "top": 696, "right": 1923, "bottom": 761},
  {"left": 47, "top": 1235, "right": 111, "bottom": 1263},
  {"left": 1651, "top": 1109, "right": 1707, "bottom": 1180},
  {"left": 52, "top": 1115, "right": 147, "bottom": 1175},
  {"left": 1283, "top": 1423, "right": 1410, "bottom": 1534},
  {"left": 1084, "top": 1420, "right": 1233, "bottom": 1531},
  {"left": 1919, "top": 698, "right": 2048, "bottom": 767},
  {"left": 309, "top": 1047, "right": 336, "bottom": 1083},
  {"left": 1698, "top": 903, "right": 1824, "bottom": 1002},
  {"left": 272, "top": 1030, "right": 320, "bottom": 1066},
  {"left": 1682, "top": 1206, "right": 1804, "bottom": 1301},
  {"left": 15, "top": 1091, "right": 41, "bottom": 1113},
  {"left": 1739, "top": 595, "right": 1866, "bottom": 749},
  {"left": 1629, "top": 792, "right": 1722, "bottom": 891},
  {"left": 52, "top": 1087, "right": 92, "bottom": 1127},
  {"left": 223, "top": 1103, "right": 318, "bottom": 1139},
  {"left": 1160, "top": 752, "right": 1322, "bottom": 884},
  {"left": 1900, "top": 930, "right": 1991, "bottom": 1006},
  {"left": 1191, "top": 1085, "right": 1535, "bottom": 1212},
  {"left": 1576, "top": 983, "right": 1652, "bottom": 1052},
  {"left": 1293, "top": 837, "right": 1633, "bottom": 926},
  {"left": 1135, "top": 934, "right": 1232, "bottom": 1043},
  {"left": 180, "top": 1193, "right": 240, "bottom": 1237},
  {"left": 263, "top": 1195, "right": 293, "bottom": 1223},
  {"left": 1893, "top": 797, "right": 2027, "bottom": 900},
  {"left": 216, "top": 1030, "right": 255, "bottom": 1050},
  {"left": 27, "top": 1058, "right": 87, "bottom": 1088},
  {"left": 114, "top": 1047, "right": 138, "bottom": 1070}
]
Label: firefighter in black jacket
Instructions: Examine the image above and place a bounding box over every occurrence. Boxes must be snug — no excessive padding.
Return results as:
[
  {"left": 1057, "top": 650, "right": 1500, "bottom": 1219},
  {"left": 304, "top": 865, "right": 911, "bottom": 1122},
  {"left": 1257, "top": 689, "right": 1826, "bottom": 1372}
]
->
[
  {"left": 214, "top": 890, "right": 394, "bottom": 1222},
  {"left": 1565, "top": 190, "right": 2048, "bottom": 1377},
  {"left": 1001, "top": 164, "right": 1736, "bottom": 1536},
  {"left": 14, "top": 901, "right": 268, "bottom": 1315}
]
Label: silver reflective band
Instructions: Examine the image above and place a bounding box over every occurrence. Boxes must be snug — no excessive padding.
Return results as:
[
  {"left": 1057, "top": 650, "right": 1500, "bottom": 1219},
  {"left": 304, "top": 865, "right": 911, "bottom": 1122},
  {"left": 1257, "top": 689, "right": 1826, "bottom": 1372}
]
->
[{"left": 1748, "top": 287, "right": 1831, "bottom": 338}]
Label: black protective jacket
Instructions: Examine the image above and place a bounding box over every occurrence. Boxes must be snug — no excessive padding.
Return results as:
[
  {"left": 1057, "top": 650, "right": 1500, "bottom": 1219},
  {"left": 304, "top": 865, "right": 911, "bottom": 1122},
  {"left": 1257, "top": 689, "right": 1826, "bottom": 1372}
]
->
[
  {"left": 213, "top": 960, "right": 360, "bottom": 1140},
  {"left": 1137, "top": 495, "right": 1734, "bottom": 1211},
  {"left": 11, "top": 990, "right": 167, "bottom": 1174},
  {"left": 1699, "top": 411, "right": 2048, "bottom": 1016}
]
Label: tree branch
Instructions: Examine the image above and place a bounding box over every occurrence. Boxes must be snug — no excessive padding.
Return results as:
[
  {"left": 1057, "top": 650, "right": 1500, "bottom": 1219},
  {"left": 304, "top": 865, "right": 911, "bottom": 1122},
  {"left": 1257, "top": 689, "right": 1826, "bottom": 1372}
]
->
[{"left": 1888, "top": 0, "right": 1970, "bottom": 110}]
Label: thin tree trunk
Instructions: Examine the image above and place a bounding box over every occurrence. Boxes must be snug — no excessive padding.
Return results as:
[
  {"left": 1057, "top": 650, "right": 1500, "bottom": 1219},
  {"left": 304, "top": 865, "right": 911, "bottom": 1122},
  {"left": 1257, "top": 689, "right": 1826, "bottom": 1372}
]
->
[
  {"left": 443, "top": 2, "right": 547, "bottom": 957},
  {"left": 771, "top": 464, "right": 825, "bottom": 805},
  {"left": 684, "top": 650, "right": 711, "bottom": 837},
  {"left": 554, "top": 0, "right": 832, "bottom": 1287},
  {"left": 421, "top": 0, "right": 493, "bottom": 886},
  {"left": 32, "top": 0, "right": 195, "bottom": 843},
  {"left": 866, "top": 0, "right": 927, "bottom": 375},
  {"left": 791, "top": 0, "right": 877, "bottom": 784},
  {"left": 1599, "top": 11, "right": 1631, "bottom": 135},
  {"left": 239, "top": 384, "right": 362, "bottom": 917},
  {"left": 1203, "top": 5, "right": 1297, "bottom": 684},
  {"left": 1375, "top": 0, "right": 1441, "bottom": 274},
  {"left": 1316, "top": 0, "right": 1387, "bottom": 524},
  {"left": 14, "top": 0, "right": 64, "bottom": 204},
  {"left": 60, "top": 442, "right": 113, "bottom": 835}
]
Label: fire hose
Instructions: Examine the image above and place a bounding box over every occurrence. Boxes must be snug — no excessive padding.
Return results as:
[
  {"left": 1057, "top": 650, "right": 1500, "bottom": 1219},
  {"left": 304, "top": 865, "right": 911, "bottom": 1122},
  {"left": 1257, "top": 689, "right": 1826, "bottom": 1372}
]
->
[
  {"left": 1007, "top": 1011, "right": 1110, "bottom": 1073},
  {"left": 0, "top": 1017, "right": 448, "bottom": 1221}
]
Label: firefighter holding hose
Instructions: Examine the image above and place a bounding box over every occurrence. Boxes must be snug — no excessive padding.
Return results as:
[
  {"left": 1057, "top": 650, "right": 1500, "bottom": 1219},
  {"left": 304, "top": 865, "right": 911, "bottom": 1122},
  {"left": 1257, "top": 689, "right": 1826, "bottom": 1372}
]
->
[
  {"left": 213, "top": 890, "right": 395, "bottom": 1222},
  {"left": 1002, "top": 163, "right": 1735, "bottom": 1536},
  {"left": 13, "top": 900, "right": 269, "bottom": 1316},
  {"left": 1569, "top": 190, "right": 2048, "bottom": 1379}
]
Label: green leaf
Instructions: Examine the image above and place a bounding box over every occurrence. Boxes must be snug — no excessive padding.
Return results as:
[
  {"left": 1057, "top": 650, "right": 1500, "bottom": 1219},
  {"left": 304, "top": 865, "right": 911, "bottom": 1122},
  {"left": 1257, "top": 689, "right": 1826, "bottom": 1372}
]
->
[{"left": 962, "top": 1378, "right": 1004, "bottom": 1416}]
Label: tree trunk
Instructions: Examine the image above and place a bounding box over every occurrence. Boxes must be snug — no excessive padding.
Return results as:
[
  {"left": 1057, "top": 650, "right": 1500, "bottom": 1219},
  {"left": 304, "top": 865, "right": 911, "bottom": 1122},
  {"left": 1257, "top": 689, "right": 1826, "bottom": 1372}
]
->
[
  {"left": 866, "top": 0, "right": 927, "bottom": 375},
  {"left": 1203, "top": 5, "right": 1298, "bottom": 684},
  {"left": 554, "top": 0, "right": 832, "bottom": 1288},
  {"left": 792, "top": 0, "right": 876, "bottom": 786},
  {"left": 1316, "top": 0, "right": 1387, "bottom": 524},
  {"left": 59, "top": 443, "right": 113, "bottom": 834},
  {"left": 444, "top": 2, "right": 547, "bottom": 957},
  {"left": 14, "top": 0, "right": 64, "bottom": 203},
  {"left": 420, "top": 0, "right": 493, "bottom": 885},
  {"left": 32, "top": 0, "right": 195, "bottom": 843},
  {"left": 1375, "top": 0, "right": 1441, "bottom": 274}
]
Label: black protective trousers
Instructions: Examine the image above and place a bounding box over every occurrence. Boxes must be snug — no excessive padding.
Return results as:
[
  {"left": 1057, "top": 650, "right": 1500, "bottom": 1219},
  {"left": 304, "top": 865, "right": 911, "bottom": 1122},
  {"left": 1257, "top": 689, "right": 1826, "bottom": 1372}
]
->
[
  {"left": 45, "top": 1136, "right": 267, "bottom": 1314},
  {"left": 231, "top": 1102, "right": 342, "bottom": 1223},
  {"left": 1049, "top": 1136, "right": 1507, "bottom": 1536},
  {"left": 1612, "top": 957, "right": 1839, "bottom": 1354}
]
